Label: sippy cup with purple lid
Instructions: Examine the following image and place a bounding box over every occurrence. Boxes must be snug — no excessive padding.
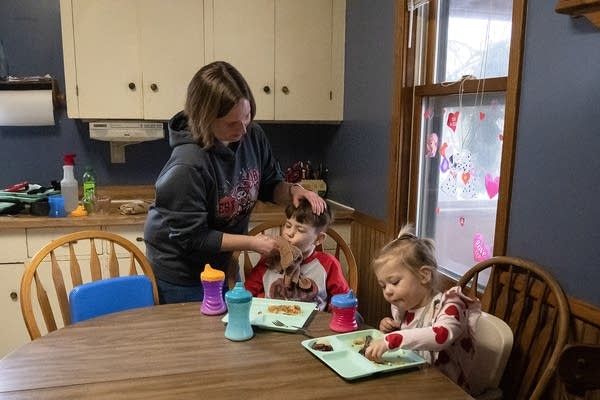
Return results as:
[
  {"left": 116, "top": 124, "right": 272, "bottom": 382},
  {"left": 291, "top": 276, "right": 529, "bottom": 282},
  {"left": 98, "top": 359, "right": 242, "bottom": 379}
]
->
[
  {"left": 329, "top": 290, "right": 359, "bottom": 333},
  {"left": 200, "top": 264, "right": 227, "bottom": 315}
]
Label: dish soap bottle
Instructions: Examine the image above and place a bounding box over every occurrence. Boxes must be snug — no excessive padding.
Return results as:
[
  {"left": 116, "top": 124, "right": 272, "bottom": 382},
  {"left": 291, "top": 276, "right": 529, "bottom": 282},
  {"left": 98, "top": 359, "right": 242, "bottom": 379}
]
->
[
  {"left": 60, "top": 154, "right": 78, "bottom": 213},
  {"left": 82, "top": 166, "right": 97, "bottom": 213}
]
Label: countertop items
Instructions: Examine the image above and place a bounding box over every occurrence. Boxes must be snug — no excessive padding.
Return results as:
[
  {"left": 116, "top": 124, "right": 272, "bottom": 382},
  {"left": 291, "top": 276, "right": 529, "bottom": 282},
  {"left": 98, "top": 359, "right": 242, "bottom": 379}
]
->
[{"left": 0, "top": 185, "right": 353, "bottom": 229}]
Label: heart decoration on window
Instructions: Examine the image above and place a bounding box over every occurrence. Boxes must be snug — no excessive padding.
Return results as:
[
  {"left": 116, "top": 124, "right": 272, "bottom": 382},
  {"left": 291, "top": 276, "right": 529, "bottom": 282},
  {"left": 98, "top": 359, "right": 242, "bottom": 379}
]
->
[
  {"left": 473, "top": 233, "right": 491, "bottom": 262},
  {"left": 485, "top": 173, "right": 500, "bottom": 199},
  {"left": 447, "top": 112, "right": 459, "bottom": 132}
]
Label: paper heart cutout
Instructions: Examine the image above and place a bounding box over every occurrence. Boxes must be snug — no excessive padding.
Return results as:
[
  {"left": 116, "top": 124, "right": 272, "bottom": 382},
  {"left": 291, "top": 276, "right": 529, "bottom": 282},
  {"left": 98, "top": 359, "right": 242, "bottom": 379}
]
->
[
  {"left": 440, "top": 142, "right": 448, "bottom": 157},
  {"left": 435, "top": 207, "right": 441, "bottom": 214},
  {"left": 461, "top": 172, "right": 471, "bottom": 184},
  {"left": 473, "top": 233, "right": 491, "bottom": 262},
  {"left": 479, "top": 111, "right": 486, "bottom": 120},
  {"left": 447, "top": 112, "right": 459, "bottom": 132},
  {"left": 498, "top": 133, "right": 504, "bottom": 141},
  {"left": 424, "top": 106, "right": 434, "bottom": 120},
  {"left": 485, "top": 173, "right": 500, "bottom": 199},
  {"left": 459, "top": 216, "right": 465, "bottom": 226},
  {"left": 440, "top": 156, "right": 449, "bottom": 173}
]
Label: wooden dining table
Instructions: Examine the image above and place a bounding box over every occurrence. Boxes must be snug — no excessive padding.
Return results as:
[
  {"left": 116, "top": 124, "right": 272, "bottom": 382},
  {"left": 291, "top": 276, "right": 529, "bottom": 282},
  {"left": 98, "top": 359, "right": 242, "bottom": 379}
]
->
[{"left": 0, "top": 302, "right": 473, "bottom": 399}]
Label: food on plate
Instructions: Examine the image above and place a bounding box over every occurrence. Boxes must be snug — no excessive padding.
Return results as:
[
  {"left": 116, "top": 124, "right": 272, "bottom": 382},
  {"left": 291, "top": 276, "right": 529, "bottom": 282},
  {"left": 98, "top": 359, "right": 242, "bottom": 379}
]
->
[
  {"left": 357, "top": 335, "right": 373, "bottom": 356},
  {"left": 267, "top": 304, "right": 301, "bottom": 316},
  {"left": 311, "top": 339, "right": 333, "bottom": 352}
]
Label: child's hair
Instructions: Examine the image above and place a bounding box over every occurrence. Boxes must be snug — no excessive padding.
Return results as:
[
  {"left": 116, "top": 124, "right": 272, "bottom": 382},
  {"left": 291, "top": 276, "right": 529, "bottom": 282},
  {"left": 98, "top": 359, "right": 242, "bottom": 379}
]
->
[
  {"left": 285, "top": 198, "right": 333, "bottom": 232},
  {"left": 371, "top": 224, "right": 439, "bottom": 290}
]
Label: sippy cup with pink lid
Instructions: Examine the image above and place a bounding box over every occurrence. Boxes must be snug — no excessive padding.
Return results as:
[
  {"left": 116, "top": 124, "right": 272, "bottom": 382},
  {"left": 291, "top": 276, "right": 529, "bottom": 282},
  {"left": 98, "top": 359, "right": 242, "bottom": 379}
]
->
[
  {"left": 329, "top": 290, "right": 359, "bottom": 332},
  {"left": 200, "top": 264, "right": 227, "bottom": 315}
]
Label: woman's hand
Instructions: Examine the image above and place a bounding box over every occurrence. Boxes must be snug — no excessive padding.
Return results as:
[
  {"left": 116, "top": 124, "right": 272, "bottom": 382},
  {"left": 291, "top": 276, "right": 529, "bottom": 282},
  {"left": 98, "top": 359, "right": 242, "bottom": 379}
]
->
[
  {"left": 291, "top": 184, "right": 327, "bottom": 215},
  {"left": 364, "top": 338, "right": 389, "bottom": 363},
  {"left": 251, "top": 233, "right": 279, "bottom": 255},
  {"left": 379, "top": 317, "right": 401, "bottom": 333}
]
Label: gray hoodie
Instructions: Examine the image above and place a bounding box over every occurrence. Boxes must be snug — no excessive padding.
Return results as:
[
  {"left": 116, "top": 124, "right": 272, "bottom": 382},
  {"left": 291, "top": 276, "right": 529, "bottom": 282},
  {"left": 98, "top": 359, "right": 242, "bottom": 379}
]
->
[{"left": 144, "top": 112, "right": 283, "bottom": 286}]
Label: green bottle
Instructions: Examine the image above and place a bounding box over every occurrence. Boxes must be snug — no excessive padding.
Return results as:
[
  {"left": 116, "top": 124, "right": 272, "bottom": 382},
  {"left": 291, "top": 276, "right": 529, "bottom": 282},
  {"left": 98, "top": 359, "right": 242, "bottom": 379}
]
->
[{"left": 82, "top": 166, "right": 96, "bottom": 213}]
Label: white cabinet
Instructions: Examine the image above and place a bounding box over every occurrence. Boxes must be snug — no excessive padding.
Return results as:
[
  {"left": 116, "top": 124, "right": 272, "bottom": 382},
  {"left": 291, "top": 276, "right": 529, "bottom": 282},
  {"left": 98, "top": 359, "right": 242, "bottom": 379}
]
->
[
  {"left": 60, "top": 0, "right": 205, "bottom": 120},
  {"left": 0, "top": 230, "right": 28, "bottom": 357},
  {"left": 205, "top": 0, "right": 345, "bottom": 121},
  {"left": 0, "top": 263, "right": 29, "bottom": 357}
]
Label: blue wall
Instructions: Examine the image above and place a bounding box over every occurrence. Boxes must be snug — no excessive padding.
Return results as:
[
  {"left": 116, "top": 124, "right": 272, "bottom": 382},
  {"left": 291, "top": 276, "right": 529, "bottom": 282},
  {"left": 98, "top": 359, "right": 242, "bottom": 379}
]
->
[
  {"left": 0, "top": 0, "right": 337, "bottom": 188},
  {"left": 506, "top": 0, "right": 600, "bottom": 305}
]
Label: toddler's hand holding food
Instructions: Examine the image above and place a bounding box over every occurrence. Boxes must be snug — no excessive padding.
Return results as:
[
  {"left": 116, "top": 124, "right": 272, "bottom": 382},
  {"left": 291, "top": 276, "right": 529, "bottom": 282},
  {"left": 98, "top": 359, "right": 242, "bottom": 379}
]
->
[
  {"left": 379, "top": 317, "right": 401, "bottom": 333},
  {"left": 364, "top": 337, "right": 389, "bottom": 363}
]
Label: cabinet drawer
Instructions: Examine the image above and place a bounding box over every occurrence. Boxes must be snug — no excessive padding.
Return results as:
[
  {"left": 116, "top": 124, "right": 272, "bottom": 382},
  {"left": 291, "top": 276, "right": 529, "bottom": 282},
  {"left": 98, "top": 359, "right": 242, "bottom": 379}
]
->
[
  {"left": 0, "top": 229, "right": 27, "bottom": 263},
  {"left": 27, "top": 227, "right": 103, "bottom": 259}
]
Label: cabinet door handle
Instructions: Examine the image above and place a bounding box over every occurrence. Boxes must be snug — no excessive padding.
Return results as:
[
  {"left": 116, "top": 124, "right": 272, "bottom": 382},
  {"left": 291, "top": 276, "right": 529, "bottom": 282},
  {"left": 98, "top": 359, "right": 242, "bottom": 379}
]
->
[
  {"left": 128, "top": 82, "right": 136, "bottom": 90},
  {"left": 136, "top": 237, "right": 144, "bottom": 242},
  {"left": 150, "top": 83, "right": 158, "bottom": 92},
  {"left": 281, "top": 86, "right": 290, "bottom": 95},
  {"left": 263, "top": 85, "right": 271, "bottom": 94},
  {"left": 10, "top": 291, "right": 18, "bottom": 301}
]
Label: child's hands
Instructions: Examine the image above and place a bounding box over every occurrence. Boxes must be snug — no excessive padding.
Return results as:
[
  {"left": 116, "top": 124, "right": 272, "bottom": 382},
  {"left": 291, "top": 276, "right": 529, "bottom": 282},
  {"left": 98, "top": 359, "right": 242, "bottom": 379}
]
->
[
  {"left": 364, "top": 337, "right": 389, "bottom": 363},
  {"left": 379, "top": 317, "right": 401, "bottom": 333}
]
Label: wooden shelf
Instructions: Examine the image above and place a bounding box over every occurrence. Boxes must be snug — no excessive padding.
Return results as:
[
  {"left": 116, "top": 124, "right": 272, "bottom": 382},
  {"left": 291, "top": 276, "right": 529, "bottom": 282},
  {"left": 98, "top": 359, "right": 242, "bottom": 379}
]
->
[{"left": 556, "top": 0, "right": 600, "bottom": 27}]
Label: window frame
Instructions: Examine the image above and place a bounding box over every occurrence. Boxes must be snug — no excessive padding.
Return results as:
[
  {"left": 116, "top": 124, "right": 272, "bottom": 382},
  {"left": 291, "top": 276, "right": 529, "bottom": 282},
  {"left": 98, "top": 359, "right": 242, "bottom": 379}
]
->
[{"left": 387, "top": 0, "right": 526, "bottom": 267}]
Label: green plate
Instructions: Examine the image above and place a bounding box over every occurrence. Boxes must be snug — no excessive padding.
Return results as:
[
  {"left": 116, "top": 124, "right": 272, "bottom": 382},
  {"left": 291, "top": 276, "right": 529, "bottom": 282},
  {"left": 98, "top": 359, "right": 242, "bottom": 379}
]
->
[{"left": 302, "top": 329, "right": 427, "bottom": 380}]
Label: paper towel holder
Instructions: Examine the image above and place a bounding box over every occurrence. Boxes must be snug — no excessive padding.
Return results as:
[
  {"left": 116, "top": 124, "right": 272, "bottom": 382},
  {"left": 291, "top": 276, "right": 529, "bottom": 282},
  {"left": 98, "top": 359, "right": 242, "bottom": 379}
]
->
[{"left": 0, "top": 76, "right": 64, "bottom": 108}]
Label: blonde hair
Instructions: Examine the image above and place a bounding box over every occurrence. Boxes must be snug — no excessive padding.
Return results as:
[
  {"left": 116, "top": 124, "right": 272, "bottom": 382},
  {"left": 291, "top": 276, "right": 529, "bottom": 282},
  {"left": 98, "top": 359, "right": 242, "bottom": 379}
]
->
[
  {"left": 184, "top": 61, "right": 256, "bottom": 148},
  {"left": 371, "top": 224, "right": 439, "bottom": 290}
]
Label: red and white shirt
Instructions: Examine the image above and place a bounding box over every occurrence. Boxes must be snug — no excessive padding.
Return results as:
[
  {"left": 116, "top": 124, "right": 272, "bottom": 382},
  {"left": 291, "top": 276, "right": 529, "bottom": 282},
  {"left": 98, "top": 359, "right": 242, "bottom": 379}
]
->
[
  {"left": 384, "top": 286, "right": 481, "bottom": 394},
  {"left": 244, "top": 251, "right": 350, "bottom": 311}
]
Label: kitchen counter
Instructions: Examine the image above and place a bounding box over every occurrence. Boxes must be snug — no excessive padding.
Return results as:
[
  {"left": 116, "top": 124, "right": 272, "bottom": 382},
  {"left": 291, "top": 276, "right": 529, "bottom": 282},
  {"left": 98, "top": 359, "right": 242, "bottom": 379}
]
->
[{"left": 0, "top": 185, "right": 353, "bottom": 229}]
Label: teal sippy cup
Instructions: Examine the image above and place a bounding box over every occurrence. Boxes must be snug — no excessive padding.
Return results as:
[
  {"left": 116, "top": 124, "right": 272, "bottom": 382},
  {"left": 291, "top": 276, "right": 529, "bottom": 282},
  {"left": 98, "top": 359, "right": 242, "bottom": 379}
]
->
[
  {"left": 224, "top": 282, "right": 254, "bottom": 341},
  {"left": 329, "top": 290, "right": 359, "bottom": 332}
]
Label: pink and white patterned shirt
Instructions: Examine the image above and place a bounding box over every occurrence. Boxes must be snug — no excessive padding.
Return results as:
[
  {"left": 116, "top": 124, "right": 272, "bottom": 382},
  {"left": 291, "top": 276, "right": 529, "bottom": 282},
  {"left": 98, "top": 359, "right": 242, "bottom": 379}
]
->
[{"left": 383, "top": 286, "right": 481, "bottom": 394}]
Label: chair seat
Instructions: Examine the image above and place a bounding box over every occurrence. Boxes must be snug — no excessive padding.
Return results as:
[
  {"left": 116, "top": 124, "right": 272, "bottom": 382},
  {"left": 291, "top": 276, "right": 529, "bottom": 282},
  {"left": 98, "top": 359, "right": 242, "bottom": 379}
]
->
[{"left": 470, "top": 312, "right": 513, "bottom": 399}]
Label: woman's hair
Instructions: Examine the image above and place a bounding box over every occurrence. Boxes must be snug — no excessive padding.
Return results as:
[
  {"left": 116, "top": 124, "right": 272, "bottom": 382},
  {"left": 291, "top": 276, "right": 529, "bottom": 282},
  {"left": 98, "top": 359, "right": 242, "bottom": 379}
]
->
[
  {"left": 285, "top": 199, "right": 333, "bottom": 232},
  {"left": 371, "top": 224, "right": 439, "bottom": 290},
  {"left": 184, "top": 61, "right": 256, "bottom": 148}
]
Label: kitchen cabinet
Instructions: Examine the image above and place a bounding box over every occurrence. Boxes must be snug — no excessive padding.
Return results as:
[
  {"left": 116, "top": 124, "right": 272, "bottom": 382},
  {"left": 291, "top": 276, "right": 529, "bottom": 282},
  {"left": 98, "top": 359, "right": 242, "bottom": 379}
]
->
[
  {"left": 0, "top": 230, "right": 28, "bottom": 357},
  {"left": 205, "top": 0, "right": 345, "bottom": 121},
  {"left": 60, "top": 0, "right": 205, "bottom": 120}
]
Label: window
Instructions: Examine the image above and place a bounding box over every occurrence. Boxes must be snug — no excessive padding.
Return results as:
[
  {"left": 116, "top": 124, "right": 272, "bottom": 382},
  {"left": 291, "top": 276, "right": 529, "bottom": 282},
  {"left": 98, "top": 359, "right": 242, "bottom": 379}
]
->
[{"left": 402, "top": 0, "right": 516, "bottom": 278}]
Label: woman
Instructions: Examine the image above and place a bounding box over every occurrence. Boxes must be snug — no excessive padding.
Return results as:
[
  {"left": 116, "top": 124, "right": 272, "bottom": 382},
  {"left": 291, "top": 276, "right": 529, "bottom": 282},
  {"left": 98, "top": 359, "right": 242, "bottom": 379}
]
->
[{"left": 144, "top": 61, "right": 326, "bottom": 304}]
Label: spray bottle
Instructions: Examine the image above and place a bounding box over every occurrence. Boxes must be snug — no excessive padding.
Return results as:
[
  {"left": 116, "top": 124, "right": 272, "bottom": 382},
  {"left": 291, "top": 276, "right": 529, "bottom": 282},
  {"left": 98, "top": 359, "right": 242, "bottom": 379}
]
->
[{"left": 60, "top": 154, "right": 78, "bottom": 213}]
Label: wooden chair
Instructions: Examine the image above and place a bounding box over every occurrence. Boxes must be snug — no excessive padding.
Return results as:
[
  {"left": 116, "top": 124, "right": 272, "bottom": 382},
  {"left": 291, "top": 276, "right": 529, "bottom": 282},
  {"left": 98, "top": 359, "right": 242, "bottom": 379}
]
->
[
  {"left": 457, "top": 256, "right": 570, "bottom": 400},
  {"left": 20, "top": 230, "right": 159, "bottom": 339},
  {"left": 228, "top": 219, "right": 358, "bottom": 295},
  {"left": 558, "top": 343, "right": 600, "bottom": 398}
]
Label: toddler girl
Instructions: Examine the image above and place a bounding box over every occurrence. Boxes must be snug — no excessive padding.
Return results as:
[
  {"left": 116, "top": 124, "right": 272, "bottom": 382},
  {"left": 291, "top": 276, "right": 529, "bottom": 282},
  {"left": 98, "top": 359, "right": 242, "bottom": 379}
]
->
[{"left": 364, "top": 224, "right": 481, "bottom": 394}]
